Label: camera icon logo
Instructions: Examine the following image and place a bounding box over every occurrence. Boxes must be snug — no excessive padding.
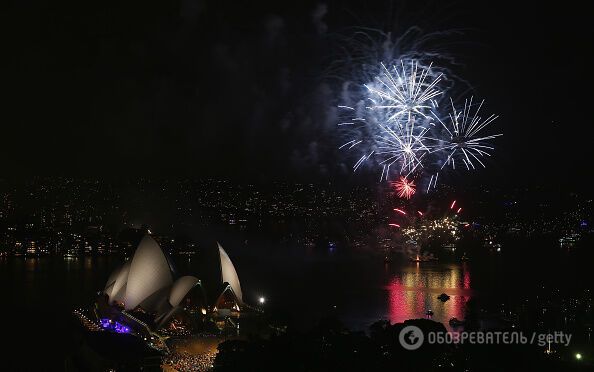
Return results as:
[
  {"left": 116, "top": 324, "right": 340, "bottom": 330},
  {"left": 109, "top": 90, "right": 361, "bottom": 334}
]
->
[{"left": 399, "top": 325, "right": 424, "bottom": 350}]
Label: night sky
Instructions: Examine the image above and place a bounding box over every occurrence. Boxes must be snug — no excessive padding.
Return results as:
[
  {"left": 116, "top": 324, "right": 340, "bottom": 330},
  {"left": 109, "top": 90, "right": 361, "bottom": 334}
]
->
[{"left": 3, "top": 0, "right": 593, "bottom": 189}]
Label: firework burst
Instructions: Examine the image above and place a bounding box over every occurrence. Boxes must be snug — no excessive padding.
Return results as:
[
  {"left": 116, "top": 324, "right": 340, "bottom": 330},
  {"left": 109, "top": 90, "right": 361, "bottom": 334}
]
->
[
  {"left": 432, "top": 97, "right": 502, "bottom": 170},
  {"left": 393, "top": 176, "right": 416, "bottom": 199},
  {"left": 375, "top": 117, "right": 433, "bottom": 179},
  {"left": 338, "top": 54, "right": 501, "bottom": 196},
  {"left": 366, "top": 61, "right": 443, "bottom": 122},
  {"left": 339, "top": 59, "right": 445, "bottom": 181},
  {"left": 367, "top": 60, "right": 443, "bottom": 178}
]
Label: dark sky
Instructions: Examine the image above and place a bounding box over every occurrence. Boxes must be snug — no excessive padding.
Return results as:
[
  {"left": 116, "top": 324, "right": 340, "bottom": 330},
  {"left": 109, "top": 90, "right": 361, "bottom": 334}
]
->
[{"left": 3, "top": 0, "right": 593, "bottom": 189}]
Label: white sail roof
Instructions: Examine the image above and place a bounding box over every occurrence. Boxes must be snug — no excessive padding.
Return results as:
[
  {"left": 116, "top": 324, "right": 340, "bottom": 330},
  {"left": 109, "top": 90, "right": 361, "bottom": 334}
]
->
[
  {"left": 124, "top": 235, "right": 173, "bottom": 310},
  {"left": 104, "top": 263, "right": 122, "bottom": 296},
  {"left": 109, "top": 261, "right": 131, "bottom": 304},
  {"left": 169, "top": 276, "right": 200, "bottom": 307},
  {"left": 218, "top": 243, "right": 242, "bottom": 302},
  {"left": 101, "top": 236, "right": 247, "bottom": 323}
]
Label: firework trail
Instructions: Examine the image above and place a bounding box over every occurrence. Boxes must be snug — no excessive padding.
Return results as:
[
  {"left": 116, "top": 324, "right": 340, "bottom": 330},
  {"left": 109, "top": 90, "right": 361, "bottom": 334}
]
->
[
  {"left": 325, "top": 26, "right": 465, "bottom": 89},
  {"left": 394, "top": 208, "right": 407, "bottom": 215},
  {"left": 432, "top": 97, "right": 502, "bottom": 171}
]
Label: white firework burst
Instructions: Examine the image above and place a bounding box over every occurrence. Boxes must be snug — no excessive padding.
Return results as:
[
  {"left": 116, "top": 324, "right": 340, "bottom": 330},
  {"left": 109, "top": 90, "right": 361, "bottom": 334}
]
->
[
  {"left": 365, "top": 60, "right": 443, "bottom": 122},
  {"left": 374, "top": 117, "right": 434, "bottom": 180},
  {"left": 338, "top": 58, "right": 502, "bottom": 194},
  {"left": 339, "top": 60, "right": 445, "bottom": 181},
  {"left": 433, "top": 97, "right": 502, "bottom": 170}
]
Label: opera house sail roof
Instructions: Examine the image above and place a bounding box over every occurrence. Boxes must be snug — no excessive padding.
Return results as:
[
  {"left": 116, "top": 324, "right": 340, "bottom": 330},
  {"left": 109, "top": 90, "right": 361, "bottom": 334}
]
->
[
  {"left": 106, "top": 261, "right": 130, "bottom": 304},
  {"left": 125, "top": 235, "right": 173, "bottom": 310},
  {"left": 98, "top": 235, "right": 246, "bottom": 334},
  {"left": 169, "top": 276, "right": 201, "bottom": 307},
  {"left": 218, "top": 243, "right": 242, "bottom": 302}
]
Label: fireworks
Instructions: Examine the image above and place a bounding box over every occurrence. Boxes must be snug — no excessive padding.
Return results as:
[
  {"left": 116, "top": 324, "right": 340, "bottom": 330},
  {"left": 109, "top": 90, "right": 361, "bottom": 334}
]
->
[
  {"left": 338, "top": 57, "right": 502, "bottom": 197},
  {"left": 394, "top": 208, "right": 407, "bottom": 215},
  {"left": 390, "top": 200, "right": 465, "bottom": 245},
  {"left": 367, "top": 61, "right": 442, "bottom": 179},
  {"left": 393, "top": 177, "right": 416, "bottom": 199},
  {"left": 374, "top": 120, "right": 431, "bottom": 179},
  {"left": 366, "top": 61, "right": 443, "bottom": 122},
  {"left": 401, "top": 216, "right": 460, "bottom": 245},
  {"left": 432, "top": 97, "right": 502, "bottom": 170}
]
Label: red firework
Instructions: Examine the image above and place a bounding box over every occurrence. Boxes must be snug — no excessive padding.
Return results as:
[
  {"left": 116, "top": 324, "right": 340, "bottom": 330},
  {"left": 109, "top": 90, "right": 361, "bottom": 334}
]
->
[
  {"left": 394, "top": 177, "right": 416, "bottom": 199},
  {"left": 393, "top": 208, "right": 407, "bottom": 215}
]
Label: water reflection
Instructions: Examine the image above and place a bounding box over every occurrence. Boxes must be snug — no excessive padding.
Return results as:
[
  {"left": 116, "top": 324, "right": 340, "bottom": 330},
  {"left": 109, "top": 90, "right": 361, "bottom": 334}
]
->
[
  {"left": 386, "top": 263, "right": 472, "bottom": 326},
  {"left": 4, "top": 254, "right": 476, "bottom": 342},
  {"left": 25, "top": 257, "right": 39, "bottom": 272},
  {"left": 84, "top": 256, "right": 93, "bottom": 271}
]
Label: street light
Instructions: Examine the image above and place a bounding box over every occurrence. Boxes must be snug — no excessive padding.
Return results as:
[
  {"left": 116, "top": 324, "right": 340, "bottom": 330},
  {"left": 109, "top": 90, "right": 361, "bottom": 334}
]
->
[
  {"left": 259, "top": 296, "right": 266, "bottom": 305},
  {"left": 575, "top": 353, "right": 582, "bottom": 360}
]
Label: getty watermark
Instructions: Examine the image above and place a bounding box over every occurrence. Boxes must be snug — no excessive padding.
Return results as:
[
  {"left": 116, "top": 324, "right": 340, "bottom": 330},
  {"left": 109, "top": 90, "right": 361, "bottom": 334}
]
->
[{"left": 398, "top": 325, "right": 572, "bottom": 351}]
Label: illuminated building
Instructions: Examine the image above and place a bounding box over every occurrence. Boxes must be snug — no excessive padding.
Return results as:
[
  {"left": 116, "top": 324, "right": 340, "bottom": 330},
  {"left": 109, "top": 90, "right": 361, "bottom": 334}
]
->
[
  {"left": 26, "top": 241, "right": 37, "bottom": 255},
  {"left": 95, "top": 235, "right": 247, "bottom": 340}
]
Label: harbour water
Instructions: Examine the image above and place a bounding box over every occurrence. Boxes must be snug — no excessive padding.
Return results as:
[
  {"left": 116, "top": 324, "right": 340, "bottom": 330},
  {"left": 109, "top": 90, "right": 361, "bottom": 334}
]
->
[{"left": 0, "top": 241, "right": 588, "bottom": 369}]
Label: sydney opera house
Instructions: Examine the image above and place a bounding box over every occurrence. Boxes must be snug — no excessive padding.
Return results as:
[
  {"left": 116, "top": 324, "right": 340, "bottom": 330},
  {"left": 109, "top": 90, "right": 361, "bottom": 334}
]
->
[{"left": 91, "top": 235, "right": 248, "bottom": 349}]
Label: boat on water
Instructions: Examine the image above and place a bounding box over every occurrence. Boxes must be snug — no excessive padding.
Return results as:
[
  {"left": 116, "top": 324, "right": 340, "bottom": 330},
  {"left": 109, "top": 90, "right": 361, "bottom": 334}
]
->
[
  {"left": 437, "top": 293, "right": 450, "bottom": 302},
  {"left": 449, "top": 317, "right": 465, "bottom": 327}
]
